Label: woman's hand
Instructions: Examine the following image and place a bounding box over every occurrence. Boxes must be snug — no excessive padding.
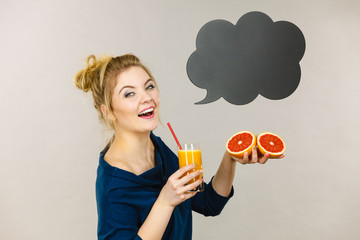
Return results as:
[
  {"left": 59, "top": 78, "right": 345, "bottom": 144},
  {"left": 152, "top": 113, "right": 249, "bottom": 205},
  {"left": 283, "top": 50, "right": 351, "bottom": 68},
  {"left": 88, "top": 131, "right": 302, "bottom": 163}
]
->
[
  {"left": 230, "top": 145, "right": 285, "bottom": 165},
  {"left": 158, "top": 164, "right": 203, "bottom": 208},
  {"left": 138, "top": 164, "right": 202, "bottom": 239}
]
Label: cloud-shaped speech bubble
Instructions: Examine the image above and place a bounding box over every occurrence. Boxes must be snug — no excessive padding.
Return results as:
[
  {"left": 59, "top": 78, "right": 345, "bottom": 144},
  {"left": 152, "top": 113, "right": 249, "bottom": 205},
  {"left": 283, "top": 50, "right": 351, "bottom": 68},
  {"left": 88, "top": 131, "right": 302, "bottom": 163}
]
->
[{"left": 186, "top": 11, "right": 306, "bottom": 105}]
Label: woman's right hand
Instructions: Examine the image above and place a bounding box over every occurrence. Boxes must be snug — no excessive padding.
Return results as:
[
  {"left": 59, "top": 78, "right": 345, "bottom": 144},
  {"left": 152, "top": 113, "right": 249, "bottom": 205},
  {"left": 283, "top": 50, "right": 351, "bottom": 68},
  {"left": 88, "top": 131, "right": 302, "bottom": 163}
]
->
[{"left": 158, "top": 164, "right": 203, "bottom": 208}]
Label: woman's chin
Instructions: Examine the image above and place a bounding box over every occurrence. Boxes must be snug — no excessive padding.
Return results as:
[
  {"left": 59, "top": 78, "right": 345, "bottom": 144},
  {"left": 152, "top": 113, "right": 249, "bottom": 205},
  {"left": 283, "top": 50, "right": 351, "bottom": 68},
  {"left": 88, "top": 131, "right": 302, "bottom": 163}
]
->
[{"left": 142, "top": 119, "right": 159, "bottom": 133}]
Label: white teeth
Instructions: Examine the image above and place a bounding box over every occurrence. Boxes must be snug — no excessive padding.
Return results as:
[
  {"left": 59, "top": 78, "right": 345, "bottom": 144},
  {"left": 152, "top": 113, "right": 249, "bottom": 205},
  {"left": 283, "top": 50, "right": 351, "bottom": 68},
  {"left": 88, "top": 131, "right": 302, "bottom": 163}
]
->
[{"left": 139, "top": 107, "right": 154, "bottom": 115}]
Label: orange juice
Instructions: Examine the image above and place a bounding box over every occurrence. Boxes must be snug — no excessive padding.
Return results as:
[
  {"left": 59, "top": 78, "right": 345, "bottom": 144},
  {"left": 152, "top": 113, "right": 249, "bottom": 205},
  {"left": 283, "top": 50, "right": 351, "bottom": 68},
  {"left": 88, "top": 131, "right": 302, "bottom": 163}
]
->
[{"left": 178, "top": 145, "right": 204, "bottom": 192}]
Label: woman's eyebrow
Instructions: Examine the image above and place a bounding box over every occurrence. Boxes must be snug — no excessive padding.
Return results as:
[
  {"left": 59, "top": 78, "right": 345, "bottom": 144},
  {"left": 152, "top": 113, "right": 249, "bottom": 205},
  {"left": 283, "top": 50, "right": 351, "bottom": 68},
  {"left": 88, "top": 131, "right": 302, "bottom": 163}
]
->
[
  {"left": 118, "top": 79, "right": 153, "bottom": 94},
  {"left": 144, "top": 78, "right": 153, "bottom": 85},
  {"left": 119, "top": 85, "right": 134, "bottom": 94}
]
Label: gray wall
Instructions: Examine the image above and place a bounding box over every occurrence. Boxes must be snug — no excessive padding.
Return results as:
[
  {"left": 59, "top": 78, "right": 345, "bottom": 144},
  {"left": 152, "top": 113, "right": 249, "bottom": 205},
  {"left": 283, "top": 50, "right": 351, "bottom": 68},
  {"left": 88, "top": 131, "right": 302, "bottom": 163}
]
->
[{"left": 1, "top": 0, "right": 359, "bottom": 239}]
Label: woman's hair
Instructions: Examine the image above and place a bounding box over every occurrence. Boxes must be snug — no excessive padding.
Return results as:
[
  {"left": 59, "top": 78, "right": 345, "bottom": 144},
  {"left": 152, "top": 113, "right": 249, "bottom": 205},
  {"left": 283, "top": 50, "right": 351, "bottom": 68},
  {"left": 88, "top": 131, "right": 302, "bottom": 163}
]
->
[{"left": 74, "top": 54, "right": 156, "bottom": 129}]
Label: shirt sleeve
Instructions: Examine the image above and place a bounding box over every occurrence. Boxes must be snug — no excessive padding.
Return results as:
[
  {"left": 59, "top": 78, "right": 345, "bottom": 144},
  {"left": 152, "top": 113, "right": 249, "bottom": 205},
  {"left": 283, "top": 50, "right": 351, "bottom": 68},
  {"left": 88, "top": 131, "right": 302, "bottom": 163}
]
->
[{"left": 190, "top": 176, "right": 234, "bottom": 216}]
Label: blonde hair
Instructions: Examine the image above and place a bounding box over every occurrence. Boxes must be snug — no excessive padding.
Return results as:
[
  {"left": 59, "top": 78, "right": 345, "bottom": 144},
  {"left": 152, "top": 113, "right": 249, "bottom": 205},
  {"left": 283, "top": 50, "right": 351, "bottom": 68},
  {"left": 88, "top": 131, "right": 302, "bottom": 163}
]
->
[{"left": 74, "top": 54, "right": 156, "bottom": 130}]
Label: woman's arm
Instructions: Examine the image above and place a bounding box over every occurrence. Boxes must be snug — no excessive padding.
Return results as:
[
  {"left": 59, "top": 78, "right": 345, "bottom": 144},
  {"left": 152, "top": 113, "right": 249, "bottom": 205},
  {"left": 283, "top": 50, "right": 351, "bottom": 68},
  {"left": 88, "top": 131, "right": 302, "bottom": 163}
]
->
[
  {"left": 211, "top": 151, "right": 237, "bottom": 197},
  {"left": 138, "top": 164, "right": 202, "bottom": 240},
  {"left": 212, "top": 146, "right": 270, "bottom": 197},
  {"left": 137, "top": 200, "right": 174, "bottom": 239}
]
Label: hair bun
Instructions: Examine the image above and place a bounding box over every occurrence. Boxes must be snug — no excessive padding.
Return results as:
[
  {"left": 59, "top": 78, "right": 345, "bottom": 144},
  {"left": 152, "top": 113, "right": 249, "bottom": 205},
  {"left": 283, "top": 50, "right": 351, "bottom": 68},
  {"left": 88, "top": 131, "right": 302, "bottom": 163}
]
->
[{"left": 74, "top": 55, "right": 112, "bottom": 92}]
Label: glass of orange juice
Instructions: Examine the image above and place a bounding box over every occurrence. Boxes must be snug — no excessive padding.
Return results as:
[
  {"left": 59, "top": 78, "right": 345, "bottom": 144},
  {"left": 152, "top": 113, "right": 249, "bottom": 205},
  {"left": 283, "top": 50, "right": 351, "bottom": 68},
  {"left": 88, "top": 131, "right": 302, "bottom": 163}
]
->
[{"left": 178, "top": 143, "right": 204, "bottom": 192}]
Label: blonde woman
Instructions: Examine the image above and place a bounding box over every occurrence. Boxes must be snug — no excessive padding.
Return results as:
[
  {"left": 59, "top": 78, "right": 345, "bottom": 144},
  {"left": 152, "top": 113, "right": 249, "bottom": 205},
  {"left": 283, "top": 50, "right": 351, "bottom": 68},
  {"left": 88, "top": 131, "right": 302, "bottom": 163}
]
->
[{"left": 74, "top": 54, "right": 270, "bottom": 240}]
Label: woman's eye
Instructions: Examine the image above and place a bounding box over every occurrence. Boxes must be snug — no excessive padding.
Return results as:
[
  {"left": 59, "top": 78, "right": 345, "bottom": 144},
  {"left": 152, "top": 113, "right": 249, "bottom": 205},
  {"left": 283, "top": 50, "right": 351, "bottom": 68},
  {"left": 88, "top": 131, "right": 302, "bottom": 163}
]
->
[
  {"left": 146, "top": 84, "right": 155, "bottom": 90},
  {"left": 124, "top": 92, "right": 134, "bottom": 98}
]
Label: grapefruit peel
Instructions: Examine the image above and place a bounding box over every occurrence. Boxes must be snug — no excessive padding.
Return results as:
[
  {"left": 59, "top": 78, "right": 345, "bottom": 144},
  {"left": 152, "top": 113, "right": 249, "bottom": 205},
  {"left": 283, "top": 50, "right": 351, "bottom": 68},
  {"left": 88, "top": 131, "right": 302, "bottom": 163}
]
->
[
  {"left": 226, "top": 131, "right": 256, "bottom": 158},
  {"left": 226, "top": 131, "right": 286, "bottom": 158},
  {"left": 257, "top": 132, "right": 286, "bottom": 157}
]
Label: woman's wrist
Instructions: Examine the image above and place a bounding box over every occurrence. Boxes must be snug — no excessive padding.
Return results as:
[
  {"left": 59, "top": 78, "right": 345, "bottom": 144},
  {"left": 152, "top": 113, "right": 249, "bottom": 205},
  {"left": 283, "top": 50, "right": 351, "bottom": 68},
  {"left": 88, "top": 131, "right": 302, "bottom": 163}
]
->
[
  {"left": 156, "top": 191, "right": 176, "bottom": 210},
  {"left": 155, "top": 197, "right": 175, "bottom": 211},
  {"left": 224, "top": 151, "right": 238, "bottom": 164}
]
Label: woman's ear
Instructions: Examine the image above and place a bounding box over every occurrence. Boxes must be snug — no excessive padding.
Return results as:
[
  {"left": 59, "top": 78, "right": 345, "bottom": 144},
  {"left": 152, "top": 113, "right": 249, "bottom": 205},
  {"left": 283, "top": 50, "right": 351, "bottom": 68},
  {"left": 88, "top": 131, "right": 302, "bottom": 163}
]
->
[{"left": 100, "top": 104, "right": 116, "bottom": 121}]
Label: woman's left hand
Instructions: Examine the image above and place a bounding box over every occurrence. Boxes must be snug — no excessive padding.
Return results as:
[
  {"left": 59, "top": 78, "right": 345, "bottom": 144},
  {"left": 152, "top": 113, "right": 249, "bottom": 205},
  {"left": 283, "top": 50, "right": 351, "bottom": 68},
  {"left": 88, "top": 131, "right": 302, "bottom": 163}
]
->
[{"left": 230, "top": 145, "right": 284, "bottom": 165}]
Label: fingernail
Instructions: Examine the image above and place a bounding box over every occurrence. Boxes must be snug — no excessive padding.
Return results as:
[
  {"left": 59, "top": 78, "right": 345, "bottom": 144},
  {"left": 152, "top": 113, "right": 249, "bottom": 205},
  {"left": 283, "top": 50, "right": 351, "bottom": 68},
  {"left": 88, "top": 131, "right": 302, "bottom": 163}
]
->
[
  {"left": 200, "top": 178, "right": 204, "bottom": 182},
  {"left": 265, "top": 153, "right": 270, "bottom": 157},
  {"left": 281, "top": 155, "right": 285, "bottom": 158}
]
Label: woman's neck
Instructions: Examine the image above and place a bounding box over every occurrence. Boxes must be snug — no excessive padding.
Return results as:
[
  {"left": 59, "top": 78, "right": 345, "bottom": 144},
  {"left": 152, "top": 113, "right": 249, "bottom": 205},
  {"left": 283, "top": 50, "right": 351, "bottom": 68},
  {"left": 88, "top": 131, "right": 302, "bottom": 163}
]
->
[
  {"left": 113, "top": 131, "right": 153, "bottom": 156},
  {"left": 105, "top": 130, "right": 155, "bottom": 174}
]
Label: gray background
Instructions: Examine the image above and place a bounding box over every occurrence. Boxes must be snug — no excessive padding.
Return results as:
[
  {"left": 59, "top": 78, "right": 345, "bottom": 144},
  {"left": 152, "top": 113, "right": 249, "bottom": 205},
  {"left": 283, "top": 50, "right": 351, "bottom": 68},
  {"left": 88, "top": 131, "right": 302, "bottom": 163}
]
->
[{"left": 1, "top": 0, "right": 359, "bottom": 239}]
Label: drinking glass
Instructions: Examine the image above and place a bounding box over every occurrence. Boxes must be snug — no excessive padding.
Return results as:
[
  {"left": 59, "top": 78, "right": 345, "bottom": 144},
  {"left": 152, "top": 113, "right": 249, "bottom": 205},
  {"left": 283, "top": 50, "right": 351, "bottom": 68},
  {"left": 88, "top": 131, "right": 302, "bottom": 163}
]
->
[{"left": 178, "top": 143, "right": 204, "bottom": 192}]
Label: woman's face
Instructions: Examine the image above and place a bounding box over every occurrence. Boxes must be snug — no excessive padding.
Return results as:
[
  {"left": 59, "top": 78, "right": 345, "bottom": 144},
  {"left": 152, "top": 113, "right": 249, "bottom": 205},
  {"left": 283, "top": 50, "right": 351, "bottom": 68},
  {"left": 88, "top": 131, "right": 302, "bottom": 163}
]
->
[{"left": 110, "top": 66, "right": 160, "bottom": 134}]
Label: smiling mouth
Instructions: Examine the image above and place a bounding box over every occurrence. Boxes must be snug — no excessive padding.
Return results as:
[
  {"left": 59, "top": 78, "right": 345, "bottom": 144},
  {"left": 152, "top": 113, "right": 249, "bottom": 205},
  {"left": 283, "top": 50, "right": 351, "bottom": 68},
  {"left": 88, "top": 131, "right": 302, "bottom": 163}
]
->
[{"left": 138, "top": 107, "right": 155, "bottom": 119}]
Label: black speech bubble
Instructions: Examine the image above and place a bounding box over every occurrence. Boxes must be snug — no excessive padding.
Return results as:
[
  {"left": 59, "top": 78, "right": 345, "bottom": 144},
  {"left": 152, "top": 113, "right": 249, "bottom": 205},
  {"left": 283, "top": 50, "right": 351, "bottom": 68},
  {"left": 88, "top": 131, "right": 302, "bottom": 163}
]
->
[{"left": 186, "top": 11, "right": 306, "bottom": 105}]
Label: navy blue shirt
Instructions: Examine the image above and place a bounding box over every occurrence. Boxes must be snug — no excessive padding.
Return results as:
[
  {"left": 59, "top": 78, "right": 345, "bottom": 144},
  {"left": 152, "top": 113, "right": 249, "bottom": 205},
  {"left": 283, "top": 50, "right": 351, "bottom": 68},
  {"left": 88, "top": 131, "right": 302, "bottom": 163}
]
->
[{"left": 96, "top": 133, "right": 234, "bottom": 240}]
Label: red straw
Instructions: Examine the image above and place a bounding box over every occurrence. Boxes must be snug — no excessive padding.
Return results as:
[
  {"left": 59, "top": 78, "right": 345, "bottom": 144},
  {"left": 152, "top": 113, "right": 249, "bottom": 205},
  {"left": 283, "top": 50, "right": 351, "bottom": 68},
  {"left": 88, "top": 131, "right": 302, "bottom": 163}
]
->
[{"left": 167, "top": 122, "right": 182, "bottom": 150}]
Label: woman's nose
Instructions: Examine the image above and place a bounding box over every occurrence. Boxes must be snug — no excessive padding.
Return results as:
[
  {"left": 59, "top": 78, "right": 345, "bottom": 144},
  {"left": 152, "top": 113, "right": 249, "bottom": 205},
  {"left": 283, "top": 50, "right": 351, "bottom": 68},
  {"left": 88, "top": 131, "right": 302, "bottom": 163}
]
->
[{"left": 140, "top": 90, "right": 152, "bottom": 103}]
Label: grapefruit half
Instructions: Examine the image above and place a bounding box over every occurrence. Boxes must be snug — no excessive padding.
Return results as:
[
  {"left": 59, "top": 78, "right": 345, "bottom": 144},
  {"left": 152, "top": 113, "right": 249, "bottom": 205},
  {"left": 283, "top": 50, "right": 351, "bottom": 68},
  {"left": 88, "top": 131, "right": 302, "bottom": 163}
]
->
[
  {"left": 226, "top": 131, "right": 256, "bottom": 158},
  {"left": 257, "top": 132, "right": 286, "bottom": 157}
]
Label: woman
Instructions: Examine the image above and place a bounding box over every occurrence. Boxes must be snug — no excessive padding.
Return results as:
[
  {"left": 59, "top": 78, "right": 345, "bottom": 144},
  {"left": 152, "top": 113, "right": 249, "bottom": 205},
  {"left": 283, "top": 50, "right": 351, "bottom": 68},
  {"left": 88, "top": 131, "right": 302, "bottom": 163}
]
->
[{"left": 74, "top": 54, "right": 272, "bottom": 240}]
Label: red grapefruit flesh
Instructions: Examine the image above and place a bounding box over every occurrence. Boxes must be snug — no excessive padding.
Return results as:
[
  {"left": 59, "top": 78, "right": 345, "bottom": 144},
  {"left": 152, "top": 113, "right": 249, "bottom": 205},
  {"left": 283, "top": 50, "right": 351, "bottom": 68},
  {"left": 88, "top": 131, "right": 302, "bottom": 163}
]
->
[
  {"left": 226, "top": 131, "right": 256, "bottom": 158},
  {"left": 257, "top": 132, "right": 286, "bottom": 157}
]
